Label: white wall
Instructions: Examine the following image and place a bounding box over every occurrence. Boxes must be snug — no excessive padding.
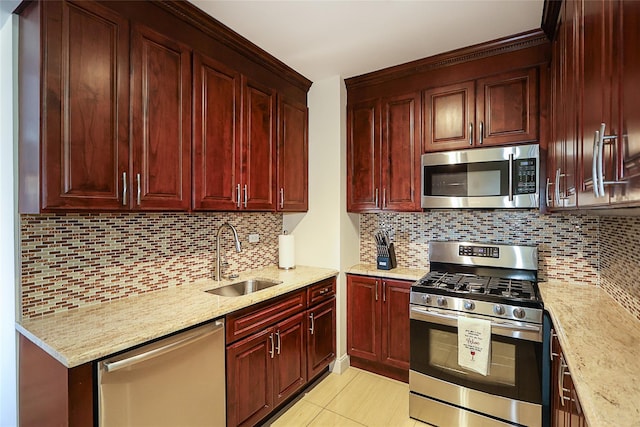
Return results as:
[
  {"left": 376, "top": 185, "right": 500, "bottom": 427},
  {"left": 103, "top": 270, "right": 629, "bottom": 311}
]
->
[
  {"left": 0, "top": 13, "right": 18, "bottom": 427},
  {"left": 284, "top": 75, "right": 359, "bottom": 373}
]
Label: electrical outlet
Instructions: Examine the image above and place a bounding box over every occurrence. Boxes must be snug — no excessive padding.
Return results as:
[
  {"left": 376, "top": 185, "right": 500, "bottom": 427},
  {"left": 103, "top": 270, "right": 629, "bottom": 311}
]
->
[{"left": 248, "top": 234, "right": 260, "bottom": 243}]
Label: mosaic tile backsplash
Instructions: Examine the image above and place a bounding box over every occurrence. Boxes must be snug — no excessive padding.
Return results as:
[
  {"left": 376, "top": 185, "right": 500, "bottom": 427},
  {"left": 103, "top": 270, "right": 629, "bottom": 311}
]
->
[
  {"left": 599, "top": 216, "right": 640, "bottom": 320},
  {"left": 21, "top": 212, "right": 282, "bottom": 319}
]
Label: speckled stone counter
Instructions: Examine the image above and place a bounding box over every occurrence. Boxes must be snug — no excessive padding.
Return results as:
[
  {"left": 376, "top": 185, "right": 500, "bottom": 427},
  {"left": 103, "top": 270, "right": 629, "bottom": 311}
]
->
[
  {"left": 16, "top": 265, "right": 338, "bottom": 368},
  {"left": 540, "top": 281, "right": 640, "bottom": 427},
  {"left": 347, "top": 263, "right": 426, "bottom": 281}
]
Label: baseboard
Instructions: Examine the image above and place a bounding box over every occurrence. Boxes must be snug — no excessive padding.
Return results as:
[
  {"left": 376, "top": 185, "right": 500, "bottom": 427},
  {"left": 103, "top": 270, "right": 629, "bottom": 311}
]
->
[{"left": 329, "top": 353, "right": 350, "bottom": 374}]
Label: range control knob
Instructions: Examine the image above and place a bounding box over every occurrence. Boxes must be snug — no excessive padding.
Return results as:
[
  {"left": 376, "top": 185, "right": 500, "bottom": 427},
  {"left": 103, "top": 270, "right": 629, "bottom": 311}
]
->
[
  {"left": 463, "top": 301, "right": 475, "bottom": 311},
  {"left": 437, "top": 296, "right": 447, "bottom": 307},
  {"left": 422, "top": 294, "right": 431, "bottom": 304},
  {"left": 493, "top": 304, "right": 505, "bottom": 315},
  {"left": 513, "top": 308, "right": 526, "bottom": 319}
]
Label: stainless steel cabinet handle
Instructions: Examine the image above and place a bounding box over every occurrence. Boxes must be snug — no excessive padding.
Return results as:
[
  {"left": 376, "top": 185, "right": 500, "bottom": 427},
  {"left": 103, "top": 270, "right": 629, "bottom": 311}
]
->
[
  {"left": 508, "top": 153, "right": 514, "bottom": 201},
  {"left": 269, "top": 333, "right": 274, "bottom": 359},
  {"left": 280, "top": 188, "right": 284, "bottom": 209},
  {"left": 375, "top": 188, "right": 379, "bottom": 208},
  {"left": 555, "top": 169, "right": 561, "bottom": 206},
  {"left": 558, "top": 353, "right": 567, "bottom": 406},
  {"left": 236, "top": 184, "right": 241, "bottom": 208},
  {"left": 550, "top": 330, "right": 559, "bottom": 361},
  {"left": 375, "top": 280, "right": 379, "bottom": 301},
  {"left": 479, "top": 121, "right": 484, "bottom": 145},
  {"left": 546, "top": 178, "right": 552, "bottom": 208},
  {"left": 136, "top": 173, "right": 141, "bottom": 206},
  {"left": 592, "top": 130, "right": 600, "bottom": 198},
  {"left": 469, "top": 123, "right": 473, "bottom": 145},
  {"left": 275, "top": 330, "right": 281, "bottom": 355},
  {"left": 243, "top": 184, "right": 248, "bottom": 208},
  {"left": 382, "top": 281, "right": 386, "bottom": 302},
  {"left": 382, "top": 188, "right": 386, "bottom": 209},
  {"left": 597, "top": 123, "right": 606, "bottom": 197},
  {"left": 102, "top": 322, "right": 223, "bottom": 372},
  {"left": 309, "top": 312, "right": 315, "bottom": 335},
  {"left": 122, "top": 172, "right": 127, "bottom": 206}
]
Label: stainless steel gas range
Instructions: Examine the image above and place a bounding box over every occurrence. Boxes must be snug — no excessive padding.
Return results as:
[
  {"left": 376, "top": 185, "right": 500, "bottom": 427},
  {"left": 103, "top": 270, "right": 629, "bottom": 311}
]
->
[{"left": 409, "top": 241, "right": 545, "bottom": 427}]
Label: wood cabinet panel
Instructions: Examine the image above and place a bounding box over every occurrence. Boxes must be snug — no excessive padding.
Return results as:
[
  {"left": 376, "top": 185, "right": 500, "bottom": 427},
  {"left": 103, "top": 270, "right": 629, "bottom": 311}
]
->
[
  {"left": 131, "top": 24, "right": 191, "bottom": 210},
  {"left": 307, "top": 277, "right": 336, "bottom": 306},
  {"left": 382, "top": 92, "right": 421, "bottom": 211},
  {"left": 242, "top": 77, "right": 277, "bottom": 211},
  {"left": 347, "top": 99, "right": 380, "bottom": 211},
  {"left": 380, "top": 279, "right": 411, "bottom": 370},
  {"left": 347, "top": 275, "right": 380, "bottom": 361},
  {"left": 226, "top": 328, "right": 274, "bottom": 427},
  {"left": 551, "top": 331, "right": 587, "bottom": 427},
  {"left": 277, "top": 97, "right": 308, "bottom": 211},
  {"left": 307, "top": 298, "right": 336, "bottom": 379},
  {"left": 273, "top": 313, "right": 307, "bottom": 405},
  {"left": 192, "top": 52, "right": 241, "bottom": 210},
  {"left": 476, "top": 68, "right": 539, "bottom": 146},
  {"left": 347, "top": 274, "right": 411, "bottom": 382},
  {"left": 423, "top": 81, "right": 475, "bottom": 152},
  {"left": 38, "top": 0, "right": 130, "bottom": 211}
]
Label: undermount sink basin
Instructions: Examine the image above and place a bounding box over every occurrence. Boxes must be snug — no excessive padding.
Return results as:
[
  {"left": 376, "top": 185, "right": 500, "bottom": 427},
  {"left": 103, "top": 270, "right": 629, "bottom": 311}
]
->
[{"left": 205, "top": 278, "right": 283, "bottom": 297}]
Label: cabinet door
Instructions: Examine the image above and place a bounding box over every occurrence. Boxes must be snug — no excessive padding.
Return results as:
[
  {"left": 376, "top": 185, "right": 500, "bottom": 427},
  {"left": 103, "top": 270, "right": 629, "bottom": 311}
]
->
[
  {"left": 242, "top": 77, "right": 277, "bottom": 211},
  {"left": 273, "top": 313, "right": 307, "bottom": 406},
  {"left": 347, "top": 99, "right": 381, "bottom": 212},
  {"left": 476, "top": 68, "right": 539, "bottom": 147},
  {"left": 380, "top": 279, "right": 411, "bottom": 369},
  {"left": 192, "top": 52, "right": 241, "bottom": 210},
  {"left": 423, "top": 81, "right": 475, "bottom": 152},
  {"left": 226, "top": 328, "right": 274, "bottom": 427},
  {"left": 578, "top": 0, "right": 614, "bottom": 207},
  {"left": 307, "top": 298, "right": 336, "bottom": 379},
  {"left": 41, "top": 0, "right": 129, "bottom": 210},
  {"left": 611, "top": 0, "right": 640, "bottom": 205},
  {"left": 131, "top": 24, "right": 191, "bottom": 211},
  {"left": 381, "top": 93, "right": 421, "bottom": 211},
  {"left": 277, "top": 97, "right": 308, "bottom": 211},
  {"left": 347, "top": 275, "right": 380, "bottom": 362}
]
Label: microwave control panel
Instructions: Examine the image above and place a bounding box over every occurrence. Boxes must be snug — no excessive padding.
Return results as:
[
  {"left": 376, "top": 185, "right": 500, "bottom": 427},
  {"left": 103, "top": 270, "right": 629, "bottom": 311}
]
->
[{"left": 514, "top": 158, "right": 537, "bottom": 194}]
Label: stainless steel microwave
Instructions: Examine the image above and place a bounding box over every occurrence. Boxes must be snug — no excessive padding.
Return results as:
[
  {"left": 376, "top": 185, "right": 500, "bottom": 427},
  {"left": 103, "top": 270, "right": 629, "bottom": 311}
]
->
[{"left": 421, "top": 144, "right": 539, "bottom": 209}]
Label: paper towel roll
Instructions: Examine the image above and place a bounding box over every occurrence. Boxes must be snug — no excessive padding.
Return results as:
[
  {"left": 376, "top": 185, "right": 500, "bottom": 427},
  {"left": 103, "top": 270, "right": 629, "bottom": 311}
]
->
[{"left": 278, "top": 234, "right": 295, "bottom": 269}]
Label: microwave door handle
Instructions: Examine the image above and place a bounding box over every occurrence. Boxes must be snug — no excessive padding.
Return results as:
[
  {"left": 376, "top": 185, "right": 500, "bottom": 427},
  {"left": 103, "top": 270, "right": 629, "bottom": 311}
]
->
[{"left": 508, "top": 153, "right": 514, "bottom": 201}]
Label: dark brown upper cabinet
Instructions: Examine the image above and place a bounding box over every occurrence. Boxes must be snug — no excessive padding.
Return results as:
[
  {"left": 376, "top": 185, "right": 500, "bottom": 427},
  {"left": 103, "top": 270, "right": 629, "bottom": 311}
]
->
[
  {"left": 19, "top": 0, "right": 310, "bottom": 213},
  {"left": 19, "top": 0, "right": 131, "bottom": 212},
  {"left": 544, "top": 0, "right": 640, "bottom": 210},
  {"left": 277, "top": 97, "right": 309, "bottom": 212},
  {"left": 347, "top": 92, "right": 421, "bottom": 213},
  {"left": 423, "top": 68, "right": 539, "bottom": 152},
  {"left": 192, "top": 53, "right": 278, "bottom": 212},
  {"left": 130, "top": 24, "right": 192, "bottom": 211}
]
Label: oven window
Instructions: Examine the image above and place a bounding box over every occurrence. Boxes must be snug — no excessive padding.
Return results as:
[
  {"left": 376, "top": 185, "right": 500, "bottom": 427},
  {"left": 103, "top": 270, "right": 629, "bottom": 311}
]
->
[
  {"left": 429, "top": 329, "right": 515, "bottom": 387},
  {"left": 424, "top": 161, "right": 509, "bottom": 197},
  {"left": 410, "top": 318, "right": 542, "bottom": 404}
]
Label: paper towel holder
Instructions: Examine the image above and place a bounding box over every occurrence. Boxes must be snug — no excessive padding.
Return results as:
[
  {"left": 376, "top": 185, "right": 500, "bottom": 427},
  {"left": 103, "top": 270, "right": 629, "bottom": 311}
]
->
[{"left": 278, "top": 230, "right": 296, "bottom": 270}]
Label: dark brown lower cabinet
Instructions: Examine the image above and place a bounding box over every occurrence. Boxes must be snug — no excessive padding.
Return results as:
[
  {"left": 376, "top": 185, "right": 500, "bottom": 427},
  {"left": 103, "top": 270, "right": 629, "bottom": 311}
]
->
[
  {"left": 552, "top": 330, "right": 587, "bottom": 427},
  {"left": 346, "top": 274, "right": 411, "bottom": 382},
  {"left": 226, "top": 278, "right": 337, "bottom": 427}
]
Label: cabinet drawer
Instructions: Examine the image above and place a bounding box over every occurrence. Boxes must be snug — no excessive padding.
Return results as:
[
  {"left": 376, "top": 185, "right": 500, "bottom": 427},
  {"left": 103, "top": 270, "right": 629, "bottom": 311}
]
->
[
  {"left": 226, "top": 290, "right": 306, "bottom": 344},
  {"left": 307, "top": 277, "right": 336, "bottom": 306}
]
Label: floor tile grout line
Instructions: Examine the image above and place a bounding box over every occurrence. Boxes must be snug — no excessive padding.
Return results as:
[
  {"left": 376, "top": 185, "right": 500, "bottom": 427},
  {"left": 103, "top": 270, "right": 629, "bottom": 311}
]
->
[
  {"left": 320, "top": 407, "right": 368, "bottom": 427},
  {"left": 320, "top": 368, "right": 362, "bottom": 409}
]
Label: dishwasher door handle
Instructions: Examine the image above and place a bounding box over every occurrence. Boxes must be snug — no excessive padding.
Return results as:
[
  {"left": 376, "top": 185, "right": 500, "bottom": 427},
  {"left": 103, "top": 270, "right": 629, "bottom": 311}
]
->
[{"left": 102, "top": 320, "right": 224, "bottom": 373}]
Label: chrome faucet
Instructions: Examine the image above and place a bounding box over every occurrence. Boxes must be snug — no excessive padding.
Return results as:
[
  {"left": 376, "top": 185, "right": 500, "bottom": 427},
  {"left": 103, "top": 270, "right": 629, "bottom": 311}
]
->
[{"left": 216, "top": 223, "right": 242, "bottom": 281}]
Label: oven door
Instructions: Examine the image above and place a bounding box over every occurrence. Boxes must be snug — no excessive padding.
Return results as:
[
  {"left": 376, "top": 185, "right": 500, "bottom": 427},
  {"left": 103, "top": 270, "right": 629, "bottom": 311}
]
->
[{"left": 409, "top": 305, "right": 543, "bottom": 426}]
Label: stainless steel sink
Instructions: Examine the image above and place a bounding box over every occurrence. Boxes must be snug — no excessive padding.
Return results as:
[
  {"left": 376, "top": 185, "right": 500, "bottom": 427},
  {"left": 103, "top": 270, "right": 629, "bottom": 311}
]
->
[{"left": 205, "top": 278, "right": 283, "bottom": 297}]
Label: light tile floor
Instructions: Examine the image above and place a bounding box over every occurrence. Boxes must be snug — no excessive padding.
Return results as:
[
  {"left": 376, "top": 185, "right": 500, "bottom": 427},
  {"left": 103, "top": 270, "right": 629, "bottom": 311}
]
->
[{"left": 269, "top": 367, "right": 430, "bottom": 427}]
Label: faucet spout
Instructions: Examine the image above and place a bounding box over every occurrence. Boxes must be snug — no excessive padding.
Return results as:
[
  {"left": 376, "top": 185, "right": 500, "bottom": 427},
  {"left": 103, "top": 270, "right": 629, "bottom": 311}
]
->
[{"left": 216, "top": 223, "right": 242, "bottom": 281}]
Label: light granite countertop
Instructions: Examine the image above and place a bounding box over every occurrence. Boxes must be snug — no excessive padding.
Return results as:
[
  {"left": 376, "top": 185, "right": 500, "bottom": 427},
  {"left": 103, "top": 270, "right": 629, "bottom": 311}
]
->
[
  {"left": 16, "top": 265, "right": 338, "bottom": 368},
  {"left": 347, "top": 263, "right": 426, "bottom": 281},
  {"left": 539, "top": 281, "right": 640, "bottom": 427}
]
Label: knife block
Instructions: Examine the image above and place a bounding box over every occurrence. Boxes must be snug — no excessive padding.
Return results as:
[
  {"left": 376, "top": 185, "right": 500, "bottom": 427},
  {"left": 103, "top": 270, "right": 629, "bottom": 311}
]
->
[{"left": 376, "top": 243, "right": 397, "bottom": 270}]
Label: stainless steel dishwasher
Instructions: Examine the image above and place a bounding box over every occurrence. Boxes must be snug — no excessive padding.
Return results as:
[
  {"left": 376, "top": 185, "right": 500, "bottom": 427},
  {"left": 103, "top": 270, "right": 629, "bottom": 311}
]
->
[{"left": 98, "top": 319, "right": 226, "bottom": 426}]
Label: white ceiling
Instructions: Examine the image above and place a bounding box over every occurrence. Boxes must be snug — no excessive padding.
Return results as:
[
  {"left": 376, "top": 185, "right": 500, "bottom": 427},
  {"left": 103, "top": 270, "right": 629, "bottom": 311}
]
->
[{"left": 189, "top": 0, "right": 545, "bottom": 82}]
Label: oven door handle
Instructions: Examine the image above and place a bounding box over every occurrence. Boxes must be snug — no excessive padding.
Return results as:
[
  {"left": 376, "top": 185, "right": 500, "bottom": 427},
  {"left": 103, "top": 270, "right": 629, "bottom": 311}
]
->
[{"left": 410, "top": 306, "right": 542, "bottom": 342}]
